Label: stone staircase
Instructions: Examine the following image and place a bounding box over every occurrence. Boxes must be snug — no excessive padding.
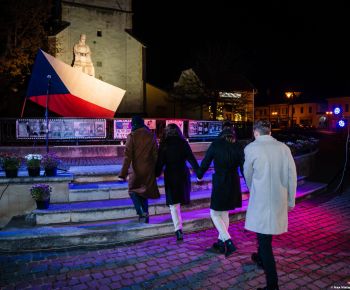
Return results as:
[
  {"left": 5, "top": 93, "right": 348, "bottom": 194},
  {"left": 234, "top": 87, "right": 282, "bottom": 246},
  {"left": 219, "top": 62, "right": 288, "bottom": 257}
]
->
[{"left": 0, "top": 165, "right": 327, "bottom": 252}]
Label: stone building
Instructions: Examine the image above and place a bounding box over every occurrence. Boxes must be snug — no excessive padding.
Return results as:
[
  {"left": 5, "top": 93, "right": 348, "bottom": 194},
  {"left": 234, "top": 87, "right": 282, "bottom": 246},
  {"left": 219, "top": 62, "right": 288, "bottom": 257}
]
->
[
  {"left": 146, "top": 69, "right": 255, "bottom": 121},
  {"left": 51, "top": 0, "right": 145, "bottom": 116}
]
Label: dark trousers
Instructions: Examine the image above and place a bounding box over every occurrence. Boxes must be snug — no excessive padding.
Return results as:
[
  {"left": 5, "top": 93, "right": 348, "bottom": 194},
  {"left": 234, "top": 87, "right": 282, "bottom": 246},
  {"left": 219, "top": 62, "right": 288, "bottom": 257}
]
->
[
  {"left": 257, "top": 233, "right": 279, "bottom": 289},
  {"left": 130, "top": 192, "right": 149, "bottom": 216}
]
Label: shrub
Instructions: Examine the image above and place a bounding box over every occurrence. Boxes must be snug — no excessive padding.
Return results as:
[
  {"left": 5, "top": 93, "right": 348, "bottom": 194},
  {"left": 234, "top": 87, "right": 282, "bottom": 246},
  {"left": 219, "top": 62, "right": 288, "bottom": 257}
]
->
[
  {"left": 0, "top": 153, "right": 21, "bottom": 170},
  {"left": 25, "top": 154, "right": 42, "bottom": 168},
  {"left": 30, "top": 184, "right": 51, "bottom": 201},
  {"left": 42, "top": 153, "right": 61, "bottom": 169}
]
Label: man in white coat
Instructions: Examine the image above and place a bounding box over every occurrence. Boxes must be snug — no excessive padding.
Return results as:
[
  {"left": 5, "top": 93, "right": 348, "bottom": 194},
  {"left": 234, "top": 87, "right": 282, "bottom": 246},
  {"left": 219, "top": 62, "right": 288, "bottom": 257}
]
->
[{"left": 243, "top": 120, "right": 297, "bottom": 290}]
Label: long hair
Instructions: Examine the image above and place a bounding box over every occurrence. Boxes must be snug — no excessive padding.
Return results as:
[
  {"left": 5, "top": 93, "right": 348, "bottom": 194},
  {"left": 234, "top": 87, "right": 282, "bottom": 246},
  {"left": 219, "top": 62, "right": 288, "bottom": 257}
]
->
[
  {"left": 220, "top": 122, "right": 236, "bottom": 144},
  {"left": 161, "top": 123, "right": 185, "bottom": 143}
]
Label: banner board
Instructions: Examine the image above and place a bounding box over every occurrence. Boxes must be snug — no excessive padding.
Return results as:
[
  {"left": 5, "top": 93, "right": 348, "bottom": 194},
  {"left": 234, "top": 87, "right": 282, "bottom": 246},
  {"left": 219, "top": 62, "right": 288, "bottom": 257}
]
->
[
  {"left": 16, "top": 118, "right": 106, "bottom": 139},
  {"left": 113, "top": 119, "right": 157, "bottom": 139},
  {"left": 188, "top": 120, "right": 222, "bottom": 138},
  {"left": 113, "top": 119, "right": 132, "bottom": 140},
  {"left": 165, "top": 120, "right": 184, "bottom": 134}
]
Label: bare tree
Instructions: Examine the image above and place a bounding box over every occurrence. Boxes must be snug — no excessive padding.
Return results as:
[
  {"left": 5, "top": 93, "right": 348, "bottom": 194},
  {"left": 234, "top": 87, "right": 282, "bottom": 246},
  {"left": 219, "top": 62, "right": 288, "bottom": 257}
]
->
[{"left": 0, "top": 0, "right": 52, "bottom": 116}]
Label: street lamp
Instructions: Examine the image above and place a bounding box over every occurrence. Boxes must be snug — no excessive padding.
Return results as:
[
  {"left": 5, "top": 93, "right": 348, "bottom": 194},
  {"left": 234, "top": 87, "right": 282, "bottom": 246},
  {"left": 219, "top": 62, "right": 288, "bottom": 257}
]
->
[{"left": 285, "top": 92, "right": 295, "bottom": 128}]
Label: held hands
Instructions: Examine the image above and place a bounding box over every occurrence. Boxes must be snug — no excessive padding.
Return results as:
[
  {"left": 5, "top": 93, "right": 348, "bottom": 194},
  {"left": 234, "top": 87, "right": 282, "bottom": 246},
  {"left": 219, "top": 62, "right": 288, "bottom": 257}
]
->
[{"left": 117, "top": 176, "right": 126, "bottom": 182}]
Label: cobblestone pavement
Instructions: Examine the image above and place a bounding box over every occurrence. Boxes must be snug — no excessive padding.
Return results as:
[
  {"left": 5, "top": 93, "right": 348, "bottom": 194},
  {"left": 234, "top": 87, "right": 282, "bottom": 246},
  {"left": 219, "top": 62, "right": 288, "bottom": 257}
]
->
[{"left": 1, "top": 189, "right": 349, "bottom": 290}]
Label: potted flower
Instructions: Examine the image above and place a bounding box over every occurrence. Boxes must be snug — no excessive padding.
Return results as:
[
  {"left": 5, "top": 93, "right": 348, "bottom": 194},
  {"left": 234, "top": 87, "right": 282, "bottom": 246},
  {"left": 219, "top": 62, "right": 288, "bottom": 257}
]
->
[
  {"left": 25, "top": 154, "right": 42, "bottom": 177},
  {"left": 42, "top": 153, "right": 61, "bottom": 176},
  {"left": 0, "top": 153, "right": 21, "bottom": 178},
  {"left": 30, "top": 184, "right": 51, "bottom": 209}
]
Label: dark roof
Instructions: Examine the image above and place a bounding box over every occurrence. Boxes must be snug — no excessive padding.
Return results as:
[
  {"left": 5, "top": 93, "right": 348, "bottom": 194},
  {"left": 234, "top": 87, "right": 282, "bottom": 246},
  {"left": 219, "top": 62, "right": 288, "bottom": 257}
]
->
[
  {"left": 193, "top": 69, "right": 256, "bottom": 92},
  {"left": 125, "top": 29, "right": 147, "bottom": 47}
]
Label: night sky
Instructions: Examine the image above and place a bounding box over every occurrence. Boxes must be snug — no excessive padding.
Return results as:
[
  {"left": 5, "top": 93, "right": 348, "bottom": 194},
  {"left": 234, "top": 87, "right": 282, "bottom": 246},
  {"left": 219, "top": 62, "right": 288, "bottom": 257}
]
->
[{"left": 132, "top": 1, "right": 350, "bottom": 104}]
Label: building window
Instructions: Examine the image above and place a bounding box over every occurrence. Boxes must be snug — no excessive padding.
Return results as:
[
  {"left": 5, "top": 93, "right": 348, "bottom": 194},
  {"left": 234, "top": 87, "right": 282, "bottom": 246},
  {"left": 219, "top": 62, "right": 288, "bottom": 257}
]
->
[
  {"left": 97, "top": 30, "right": 102, "bottom": 37},
  {"left": 309, "top": 106, "right": 312, "bottom": 113},
  {"left": 97, "top": 61, "right": 102, "bottom": 67},
  {"left": 292, "top": 107, "right": 295, "bottom": 114},
  {"left": 264, "top": 109, "right": 267, "bottom": 115},
  {"left": 300, "top": 107, "right": 304, "bottom": 114},
  {"left": 346, "top": 104, "right": 349, "bottom": 112}
]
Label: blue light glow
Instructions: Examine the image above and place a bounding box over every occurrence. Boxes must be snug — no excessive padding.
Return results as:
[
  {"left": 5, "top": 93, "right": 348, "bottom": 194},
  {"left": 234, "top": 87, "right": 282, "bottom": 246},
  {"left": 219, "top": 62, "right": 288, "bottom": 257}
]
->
[
  {"left": 334, "top": 107, "right": 341, "bottom": 115},
  {"left": 338, "top": 119, "right": 346, "bottom": 128}
]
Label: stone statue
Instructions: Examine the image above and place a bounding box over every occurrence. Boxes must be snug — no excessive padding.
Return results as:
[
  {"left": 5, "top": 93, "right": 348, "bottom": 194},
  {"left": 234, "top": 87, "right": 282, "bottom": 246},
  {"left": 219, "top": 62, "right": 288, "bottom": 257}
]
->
[{"left": 72, "top": 34, "right": 95, "bottom": 77}]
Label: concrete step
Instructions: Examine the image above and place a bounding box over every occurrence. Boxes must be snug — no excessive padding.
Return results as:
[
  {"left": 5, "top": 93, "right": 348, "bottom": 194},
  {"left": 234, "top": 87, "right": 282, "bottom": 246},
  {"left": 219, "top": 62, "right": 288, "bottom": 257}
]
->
[
  {"left": 35, "top": 189, "right": 214, "bottom": 225},
  {"left": 34, "top": 176, "right": 308, "bottom": 225},
  {"left": 68, "top": 173, "right": 307, "bottom": 202},
  {"left": 68, "top": 157, "right": 207, "bottom": 183},
  {"left": 0, "top": 181, "right": 327, "bottom": 252},
  {"left": 68, "top": 171, "right": 236, "bottom": 202}
]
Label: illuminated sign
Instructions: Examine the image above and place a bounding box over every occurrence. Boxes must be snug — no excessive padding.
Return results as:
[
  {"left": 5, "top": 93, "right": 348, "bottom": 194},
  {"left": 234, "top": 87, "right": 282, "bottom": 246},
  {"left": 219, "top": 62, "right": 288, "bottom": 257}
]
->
[{"left": 219, "top": 92, "right": 241, "bottom": 98}]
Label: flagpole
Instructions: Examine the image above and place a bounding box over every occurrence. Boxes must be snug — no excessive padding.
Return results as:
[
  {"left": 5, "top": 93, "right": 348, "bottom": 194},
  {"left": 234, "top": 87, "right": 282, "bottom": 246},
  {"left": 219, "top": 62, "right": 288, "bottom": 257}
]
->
[
  {"left": 20, "top": 97, "right": 27, "bottom": 118},
  {"left": 45, "top": 74, "right": 51, "bottom": 154}
]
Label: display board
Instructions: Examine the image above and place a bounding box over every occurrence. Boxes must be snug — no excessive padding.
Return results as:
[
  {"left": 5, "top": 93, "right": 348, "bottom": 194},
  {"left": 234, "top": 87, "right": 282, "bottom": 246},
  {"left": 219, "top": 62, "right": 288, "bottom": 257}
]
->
[
  {"left": 188, "top": 120, "right": 222, "bottom": 138},
  {"left": 16, "top": 119, "right": 106, "bottom": 139},
  {"left": 114, "top": 119, "right": 157, "bottom": 139},
  {"left": 165, "top": 120, "right": 184, "bottom": 134},
  {"left": 113, "top": 119, "right": 131, "bottom": 139}
]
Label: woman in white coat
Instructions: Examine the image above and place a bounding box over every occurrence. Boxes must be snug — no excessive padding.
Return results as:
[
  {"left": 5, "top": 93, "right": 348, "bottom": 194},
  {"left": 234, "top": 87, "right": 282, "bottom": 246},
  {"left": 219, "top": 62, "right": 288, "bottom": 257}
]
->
[{"left": 243, "top": 120, "right": 297, "bottom": 290}]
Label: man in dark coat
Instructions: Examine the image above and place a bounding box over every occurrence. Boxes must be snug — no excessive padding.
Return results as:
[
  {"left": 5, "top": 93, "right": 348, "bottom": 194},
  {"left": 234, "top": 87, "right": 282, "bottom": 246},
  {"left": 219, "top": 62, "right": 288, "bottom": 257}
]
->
[
  {"left": 118, "top": 116, "right": 160, "bottom": 223},
  {"left": 198, "top": 121, "right": 244, "bottom": 257}
]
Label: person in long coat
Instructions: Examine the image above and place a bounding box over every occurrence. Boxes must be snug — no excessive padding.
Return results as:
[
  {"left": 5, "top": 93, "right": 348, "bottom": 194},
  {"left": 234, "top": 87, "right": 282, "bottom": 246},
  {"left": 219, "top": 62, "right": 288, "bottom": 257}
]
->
[
  {"left": 197, "top": 121, "right": 244, "bottom": 257},
  {"left": 156, "top": 123, "right": 199, "bottom": 241},
  {"left": 118, "top": 116, "right": 160, "bottom": 223},
  {"left": 244, "top": 120, "right": 297, "bottom": 290}
]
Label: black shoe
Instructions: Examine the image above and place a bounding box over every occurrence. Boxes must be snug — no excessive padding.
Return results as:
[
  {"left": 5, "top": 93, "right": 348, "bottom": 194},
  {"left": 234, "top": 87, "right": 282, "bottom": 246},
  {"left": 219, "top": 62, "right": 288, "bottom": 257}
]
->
[
  {"left": 175, "top": 229, "right": 183, "bottom": 241},
  {"left": 251, "top": 253, "right": 264, "bottom": 269},
  {"left": 224, "top": 239, "right": 237, "bottom": 257},
  {"left": 138, "top": 213, "right": 149, "bottom": 223},
  {"left": 257, "top": 286, "right": 279, "bottom": 290},
  {"left": 212, "top": 239, "right": 225, "bottom": 253}
]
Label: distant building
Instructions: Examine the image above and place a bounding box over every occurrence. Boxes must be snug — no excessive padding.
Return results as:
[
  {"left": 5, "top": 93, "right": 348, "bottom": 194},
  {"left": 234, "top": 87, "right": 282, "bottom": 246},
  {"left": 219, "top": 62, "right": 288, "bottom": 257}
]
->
[
  {"left": 255, "top": 96, "right": 350, "bottom": 129},
  {"left": 149, "top": 69, "right": 255, "bottom": 121}
]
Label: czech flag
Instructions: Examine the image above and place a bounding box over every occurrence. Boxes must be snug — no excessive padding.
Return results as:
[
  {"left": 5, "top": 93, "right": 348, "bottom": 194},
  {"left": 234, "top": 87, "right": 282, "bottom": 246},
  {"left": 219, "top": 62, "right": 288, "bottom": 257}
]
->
[{"left": 27, "top": 49, "right": 126, "bottom": 118}]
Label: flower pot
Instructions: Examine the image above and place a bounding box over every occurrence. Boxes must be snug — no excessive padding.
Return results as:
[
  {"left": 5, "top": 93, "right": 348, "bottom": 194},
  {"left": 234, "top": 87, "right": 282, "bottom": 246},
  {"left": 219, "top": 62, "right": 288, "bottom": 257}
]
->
[
  {"left": 28, "top": 167, "right": 40, "bottom": 177},
  {"left": 45, "top": 167, "right": 57, "bottom": 177},
  {"left": 36, "top": 199, "right": 50, "bottom": 209},
  {"left": 5, "top": 168, "right": 18, "bottom": 178}
]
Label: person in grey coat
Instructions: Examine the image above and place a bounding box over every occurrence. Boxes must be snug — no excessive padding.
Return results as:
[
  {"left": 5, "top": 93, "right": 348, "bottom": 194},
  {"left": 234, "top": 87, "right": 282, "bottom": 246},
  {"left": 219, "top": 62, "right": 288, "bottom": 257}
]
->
[
  {"left": 244, "top": 120, "right": 297, "bottom": 290},
  {"left": 198, "top": 121, "right": 244, "bottom": 257}
]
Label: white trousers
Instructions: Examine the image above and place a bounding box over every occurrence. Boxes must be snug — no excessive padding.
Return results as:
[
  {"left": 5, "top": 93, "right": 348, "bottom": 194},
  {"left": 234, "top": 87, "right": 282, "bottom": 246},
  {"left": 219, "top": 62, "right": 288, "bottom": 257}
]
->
[
  {"left": 169, "top": 203, "right": 183, "bottom": 231},
  {"left": 210, "top": 209, "right": 231, "bottom": 242}
]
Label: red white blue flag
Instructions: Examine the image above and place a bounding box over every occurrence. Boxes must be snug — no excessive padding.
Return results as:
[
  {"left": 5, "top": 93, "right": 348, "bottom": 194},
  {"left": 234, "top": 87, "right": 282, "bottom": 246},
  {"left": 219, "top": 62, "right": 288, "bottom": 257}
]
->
[{"left": 27, "top": 49, "right": 126, "bottom": 117}]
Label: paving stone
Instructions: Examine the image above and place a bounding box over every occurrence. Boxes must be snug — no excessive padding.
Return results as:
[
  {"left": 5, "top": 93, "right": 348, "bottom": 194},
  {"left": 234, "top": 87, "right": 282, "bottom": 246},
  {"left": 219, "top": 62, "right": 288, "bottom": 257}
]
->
[{"left": 1, "top": 188, "right": 350, "bottom": 289}]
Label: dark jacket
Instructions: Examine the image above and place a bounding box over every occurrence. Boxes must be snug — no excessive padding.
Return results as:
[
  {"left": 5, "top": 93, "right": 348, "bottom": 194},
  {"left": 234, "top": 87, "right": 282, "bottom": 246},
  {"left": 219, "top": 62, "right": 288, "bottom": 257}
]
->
[
  {"left": 119, "top": 127, "right": 160, "bottom": 199},
  {"left": 156, "top": 136, "right": 199, "bottom": 206},
  {"left": 198, "top": 129, "right": 244, "bottom": 211}
]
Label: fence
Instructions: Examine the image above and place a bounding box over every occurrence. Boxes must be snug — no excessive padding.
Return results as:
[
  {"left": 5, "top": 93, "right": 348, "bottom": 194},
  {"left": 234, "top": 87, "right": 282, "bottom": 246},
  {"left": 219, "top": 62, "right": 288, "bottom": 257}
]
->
[{"left": 0, "top": 118, "right": 253, "bottom": 146}]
